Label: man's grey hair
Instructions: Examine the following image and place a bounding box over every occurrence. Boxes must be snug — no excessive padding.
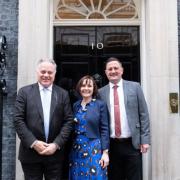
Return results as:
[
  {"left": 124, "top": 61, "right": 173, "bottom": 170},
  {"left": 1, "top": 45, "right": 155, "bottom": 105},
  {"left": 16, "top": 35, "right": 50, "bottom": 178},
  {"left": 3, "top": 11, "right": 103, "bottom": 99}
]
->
[{"left": 36, "top": 58, "right": 57, "bottom": 72}]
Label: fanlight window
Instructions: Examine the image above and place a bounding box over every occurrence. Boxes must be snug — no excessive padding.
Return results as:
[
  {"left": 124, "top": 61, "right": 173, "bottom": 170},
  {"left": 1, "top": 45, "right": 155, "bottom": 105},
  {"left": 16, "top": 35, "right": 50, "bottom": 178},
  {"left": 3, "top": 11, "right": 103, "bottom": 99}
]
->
[{"left": 54, "top": 0, "right": 140, "bottom": 20}]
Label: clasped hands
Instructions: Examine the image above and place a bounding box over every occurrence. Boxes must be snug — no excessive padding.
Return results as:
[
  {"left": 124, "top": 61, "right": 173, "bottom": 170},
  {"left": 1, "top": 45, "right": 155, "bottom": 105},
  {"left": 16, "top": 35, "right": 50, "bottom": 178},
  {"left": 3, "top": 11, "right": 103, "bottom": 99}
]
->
[{"left": 33, "top": 140, "right": 58, "bottom": 155}]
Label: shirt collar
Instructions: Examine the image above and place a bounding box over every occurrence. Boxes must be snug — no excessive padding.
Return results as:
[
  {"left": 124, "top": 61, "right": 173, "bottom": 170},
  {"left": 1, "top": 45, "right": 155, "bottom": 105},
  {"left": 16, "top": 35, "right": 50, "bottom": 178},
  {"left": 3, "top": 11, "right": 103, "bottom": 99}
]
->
[
  {"left": 38, "top": 83, "right": 53, "bottom": 92},
  {"left": 109, "top": 79, "right": 123, "bottom": 89}
]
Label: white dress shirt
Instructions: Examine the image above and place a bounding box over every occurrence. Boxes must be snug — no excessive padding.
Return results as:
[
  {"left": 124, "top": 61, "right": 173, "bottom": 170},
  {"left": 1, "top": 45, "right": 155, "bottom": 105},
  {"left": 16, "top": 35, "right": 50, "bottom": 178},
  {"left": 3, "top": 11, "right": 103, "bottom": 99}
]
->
[{"left": 109, "top": 79, "right": 131, "bottom": 138}]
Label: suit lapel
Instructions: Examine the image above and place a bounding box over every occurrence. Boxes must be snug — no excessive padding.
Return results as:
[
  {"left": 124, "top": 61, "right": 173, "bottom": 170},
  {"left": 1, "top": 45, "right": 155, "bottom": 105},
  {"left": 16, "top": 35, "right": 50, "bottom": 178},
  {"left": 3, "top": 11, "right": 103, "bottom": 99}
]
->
[
  {"left": 34, "top": 83, "right": 44, "bottom": 121},
  {"left": 105, "top": 85, "right": 111, "bottom": 112},
  {"left": 123, "top": 80, "right": 128, "bottom": 108},
  {"left": 50, "top": 85, "right": 58, "bottom": 121}
]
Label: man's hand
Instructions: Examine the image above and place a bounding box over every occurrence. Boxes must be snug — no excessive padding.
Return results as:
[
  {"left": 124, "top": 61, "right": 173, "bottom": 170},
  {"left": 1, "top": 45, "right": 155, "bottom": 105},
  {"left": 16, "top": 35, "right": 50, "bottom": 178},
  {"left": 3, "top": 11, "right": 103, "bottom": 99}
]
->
[
  {"left": 140, "top": 144, "right": 150, "bottom": 153},
  {"left": 33, "top": 140, "right": 49, "bottom": 154},
  {"left": 39, "top": 143, "right": 58, "bottom": 155}
]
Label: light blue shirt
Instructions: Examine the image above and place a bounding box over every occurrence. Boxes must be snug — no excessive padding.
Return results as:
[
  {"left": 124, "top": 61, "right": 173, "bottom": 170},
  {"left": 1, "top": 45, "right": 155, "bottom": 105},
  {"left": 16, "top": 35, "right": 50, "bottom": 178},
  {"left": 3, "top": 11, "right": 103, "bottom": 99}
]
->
[{"left": 39, "top": 83, "right": 52, "bottom": 141}]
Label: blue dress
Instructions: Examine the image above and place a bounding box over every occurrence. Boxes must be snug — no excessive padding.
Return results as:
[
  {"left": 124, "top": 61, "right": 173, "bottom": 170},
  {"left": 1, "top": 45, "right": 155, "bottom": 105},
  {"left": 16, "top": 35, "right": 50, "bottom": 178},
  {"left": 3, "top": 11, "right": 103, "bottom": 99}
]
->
[{"left": 69, "top": 100, "right": 108, "bottom": 180}]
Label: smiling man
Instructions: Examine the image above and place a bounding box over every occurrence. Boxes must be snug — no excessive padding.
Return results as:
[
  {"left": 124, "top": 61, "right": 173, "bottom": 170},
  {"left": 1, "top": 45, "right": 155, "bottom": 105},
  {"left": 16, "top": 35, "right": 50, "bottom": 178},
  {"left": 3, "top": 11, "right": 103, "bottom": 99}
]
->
[
  {"left": 98, "top": 57, "right": 150, "bottom": 180},
  {"left": 14, "top": 58, "right": 73, "bottom": 180}
]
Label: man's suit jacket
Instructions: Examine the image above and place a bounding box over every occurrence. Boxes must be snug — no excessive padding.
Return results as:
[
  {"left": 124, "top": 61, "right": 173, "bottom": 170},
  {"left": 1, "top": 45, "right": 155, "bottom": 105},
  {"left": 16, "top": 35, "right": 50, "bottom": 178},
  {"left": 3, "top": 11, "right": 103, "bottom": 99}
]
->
[
  {"left": 14, "top": 83, "right": 73, "bottom": 163},
  {"left": 98, "top": 80, "right": 150, "bottom": 149},
  {"left": 73, "top": 99, "right": 109, "bottom": 150}
]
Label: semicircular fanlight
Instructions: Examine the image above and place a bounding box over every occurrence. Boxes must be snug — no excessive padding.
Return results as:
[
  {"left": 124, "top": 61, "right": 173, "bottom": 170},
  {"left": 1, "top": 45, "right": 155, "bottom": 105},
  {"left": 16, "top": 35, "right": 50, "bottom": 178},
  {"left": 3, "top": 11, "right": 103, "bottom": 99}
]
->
[{"left": 54, "top": 0, "right": 139, "bottom": 20}]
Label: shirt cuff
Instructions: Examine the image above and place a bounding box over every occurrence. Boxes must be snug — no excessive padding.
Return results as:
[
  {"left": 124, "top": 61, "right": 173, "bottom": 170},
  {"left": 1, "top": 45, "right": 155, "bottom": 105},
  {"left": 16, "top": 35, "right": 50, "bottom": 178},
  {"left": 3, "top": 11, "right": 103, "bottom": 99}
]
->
[
  {"left": 30, "top": 140, "right": 38, "bottom": 148},
  {"left": 54, "top": 143, "right": 60, "bottom": 150}
]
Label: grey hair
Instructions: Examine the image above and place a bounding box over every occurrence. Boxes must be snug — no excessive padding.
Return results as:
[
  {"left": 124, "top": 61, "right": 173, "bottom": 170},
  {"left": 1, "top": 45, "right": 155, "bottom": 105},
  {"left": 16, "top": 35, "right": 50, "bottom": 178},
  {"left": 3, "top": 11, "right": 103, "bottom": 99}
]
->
[{"left": 36, "top": 58, "right": 57, "bottom": 72}]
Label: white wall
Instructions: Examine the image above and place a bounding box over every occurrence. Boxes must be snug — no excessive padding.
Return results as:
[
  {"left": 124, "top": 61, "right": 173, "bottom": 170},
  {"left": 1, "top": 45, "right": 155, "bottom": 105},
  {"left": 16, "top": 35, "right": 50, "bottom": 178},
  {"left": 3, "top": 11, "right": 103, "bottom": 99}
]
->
[
  {"left": 18, "top": 0, "right": 51, "bottom": 88},
  {"left": 145, "top": 0, "right": 180, "bottom": 179}
]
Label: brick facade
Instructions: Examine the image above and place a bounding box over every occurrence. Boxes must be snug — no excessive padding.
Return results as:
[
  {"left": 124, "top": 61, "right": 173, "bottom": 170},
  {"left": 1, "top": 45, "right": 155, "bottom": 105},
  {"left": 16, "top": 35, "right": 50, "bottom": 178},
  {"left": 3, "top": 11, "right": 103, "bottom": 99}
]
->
[
  {"left": 178, "top": 0, "right": 180, "bottom": 91},
  {"left": 0, "top": 0, "right": 18, "bottom": 179}
]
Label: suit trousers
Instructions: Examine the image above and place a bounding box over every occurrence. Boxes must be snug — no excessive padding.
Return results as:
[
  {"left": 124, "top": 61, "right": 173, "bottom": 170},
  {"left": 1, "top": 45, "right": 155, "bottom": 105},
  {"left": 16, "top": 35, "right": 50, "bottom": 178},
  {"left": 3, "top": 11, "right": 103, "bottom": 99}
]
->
[
  {"left": 21, "top": 160, "right": 62, "bottom": 180},
  {"left": 108, "top": 138, "right": 142, "bottom": 180}
]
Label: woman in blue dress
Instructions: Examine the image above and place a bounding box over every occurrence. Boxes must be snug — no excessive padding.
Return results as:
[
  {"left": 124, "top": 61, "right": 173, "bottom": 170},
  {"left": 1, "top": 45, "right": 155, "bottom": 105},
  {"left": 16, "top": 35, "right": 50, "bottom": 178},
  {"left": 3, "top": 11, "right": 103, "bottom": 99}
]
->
[{"left": 69, "top": 75, "right": 109, "bottom": 180}]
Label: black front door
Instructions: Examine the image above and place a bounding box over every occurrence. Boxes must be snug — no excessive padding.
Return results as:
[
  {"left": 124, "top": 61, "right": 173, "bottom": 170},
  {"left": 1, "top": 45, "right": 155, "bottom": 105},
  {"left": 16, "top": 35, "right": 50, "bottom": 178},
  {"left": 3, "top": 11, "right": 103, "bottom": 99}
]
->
[
  {"left": 54, "top": 26, "right": 140, "bottom": 179},
  {"left": 54, "top": 26, "right": 140, "bottom": 98}
]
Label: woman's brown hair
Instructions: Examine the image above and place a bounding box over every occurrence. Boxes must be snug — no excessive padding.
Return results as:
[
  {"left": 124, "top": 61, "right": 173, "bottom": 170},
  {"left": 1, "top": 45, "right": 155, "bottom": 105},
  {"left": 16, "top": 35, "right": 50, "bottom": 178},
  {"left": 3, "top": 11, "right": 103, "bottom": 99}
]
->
[{"left": 76, "top": 75, "right": 98, "bottom": 98}]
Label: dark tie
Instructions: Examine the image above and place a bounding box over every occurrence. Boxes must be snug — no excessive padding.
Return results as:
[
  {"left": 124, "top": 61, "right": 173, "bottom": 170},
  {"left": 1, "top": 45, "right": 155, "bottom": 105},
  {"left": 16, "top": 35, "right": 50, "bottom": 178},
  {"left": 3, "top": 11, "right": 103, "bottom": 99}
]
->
[{"left": 113, "top": 84, "right": 121, "bottom": 137}]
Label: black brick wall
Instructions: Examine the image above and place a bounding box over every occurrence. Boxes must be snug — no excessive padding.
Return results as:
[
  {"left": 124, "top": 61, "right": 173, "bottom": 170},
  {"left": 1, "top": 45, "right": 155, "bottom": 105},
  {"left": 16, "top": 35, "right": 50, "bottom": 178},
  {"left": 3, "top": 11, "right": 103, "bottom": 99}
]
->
[
  {"left": 178, "top": 0, "right": 180, "bottom": 92},
  {"left": 0, "top": 0, "right": 18, "bottom": 179}
]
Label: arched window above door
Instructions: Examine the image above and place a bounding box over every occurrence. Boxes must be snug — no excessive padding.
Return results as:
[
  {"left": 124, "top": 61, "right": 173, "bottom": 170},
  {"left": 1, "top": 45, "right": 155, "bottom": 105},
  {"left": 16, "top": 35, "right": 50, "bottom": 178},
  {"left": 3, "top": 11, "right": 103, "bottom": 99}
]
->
[{"left": 53, "top": 0, "right": 140, "bottom": 21}]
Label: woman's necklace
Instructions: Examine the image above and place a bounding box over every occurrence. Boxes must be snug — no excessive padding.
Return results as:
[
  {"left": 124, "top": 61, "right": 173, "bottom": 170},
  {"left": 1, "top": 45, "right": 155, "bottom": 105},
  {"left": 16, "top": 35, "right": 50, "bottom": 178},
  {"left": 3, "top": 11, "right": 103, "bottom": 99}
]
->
[
  {"left": 81, "top": 98, "right": 92, "bottom": 110},
  {"left": 81, "top": 103, "right": 86, "bottom": 110}
]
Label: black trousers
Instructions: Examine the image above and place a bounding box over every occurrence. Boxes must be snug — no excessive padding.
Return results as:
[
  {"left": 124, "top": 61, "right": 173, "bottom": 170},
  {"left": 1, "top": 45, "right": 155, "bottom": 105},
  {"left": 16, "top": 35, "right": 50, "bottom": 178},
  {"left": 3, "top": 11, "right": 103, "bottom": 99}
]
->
[
  {"left": 21, "top": 160, "right": 63, "bottom": 180},
  {"left": 108, "top": 138, "right": 142, "bottom": 180}
]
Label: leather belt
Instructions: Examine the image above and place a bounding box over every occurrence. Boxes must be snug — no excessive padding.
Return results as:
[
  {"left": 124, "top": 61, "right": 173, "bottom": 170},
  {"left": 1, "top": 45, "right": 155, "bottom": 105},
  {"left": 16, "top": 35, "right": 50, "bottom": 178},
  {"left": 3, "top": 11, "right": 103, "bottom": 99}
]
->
[{"left": 111, "top": 137, "right": 132, "bottom": 143}]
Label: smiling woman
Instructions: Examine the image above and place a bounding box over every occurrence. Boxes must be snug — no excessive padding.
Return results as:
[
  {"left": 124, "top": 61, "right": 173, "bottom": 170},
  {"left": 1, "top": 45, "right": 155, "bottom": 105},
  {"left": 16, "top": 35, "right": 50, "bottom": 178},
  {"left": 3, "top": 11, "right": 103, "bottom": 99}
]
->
[
  {"left": 76, "top": 75, "right": 98, "bottom": 100},
  {"left": 69, "top": 75, "right": 110, "bottom": 180}
]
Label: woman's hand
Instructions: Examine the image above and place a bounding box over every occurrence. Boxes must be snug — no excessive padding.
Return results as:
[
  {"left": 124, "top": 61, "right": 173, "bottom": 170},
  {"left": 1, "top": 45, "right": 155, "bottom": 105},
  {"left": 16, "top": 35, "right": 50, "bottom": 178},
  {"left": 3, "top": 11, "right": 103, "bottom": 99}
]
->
[{"left": 99, "top": 150, "right": 109, "bottom": 168}]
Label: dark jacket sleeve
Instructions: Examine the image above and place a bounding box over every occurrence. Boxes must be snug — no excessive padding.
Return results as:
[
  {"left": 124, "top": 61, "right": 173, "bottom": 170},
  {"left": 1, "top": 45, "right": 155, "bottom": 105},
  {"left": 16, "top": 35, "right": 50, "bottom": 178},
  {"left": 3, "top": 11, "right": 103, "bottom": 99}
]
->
[
  {"left": 14, "top": 87, "right": 37, "bottom": 148},
  {"left": 53, "top": 89, "right": 74, "bottom": 147},
  {"left": 98, "top": 100, "right": 110, "bottom": 150}
]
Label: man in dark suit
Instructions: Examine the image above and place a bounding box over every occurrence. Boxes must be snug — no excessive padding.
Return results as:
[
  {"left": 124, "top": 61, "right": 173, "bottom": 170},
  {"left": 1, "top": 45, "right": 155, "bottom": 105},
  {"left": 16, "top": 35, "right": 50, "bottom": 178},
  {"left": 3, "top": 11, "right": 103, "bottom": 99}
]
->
[
  {"left": 98, "top": 57, "right": 150, "bottom": 180},
  {"left": 14, "top": 58, "right": 74, "bottom": 180}
]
